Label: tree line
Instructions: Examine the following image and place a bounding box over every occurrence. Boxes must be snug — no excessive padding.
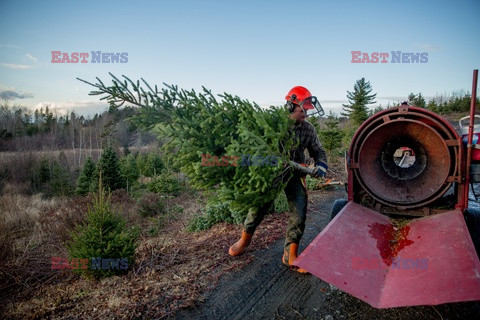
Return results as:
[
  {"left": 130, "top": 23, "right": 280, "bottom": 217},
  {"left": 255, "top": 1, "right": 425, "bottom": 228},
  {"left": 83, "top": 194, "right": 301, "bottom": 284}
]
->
[
  {"left": 1, "top": 79, "right": 476, "bottom": 157},
  {"left": 1, "top": 77, "right": 478, "bottom": 195},
  {"left": 0, "top": 102, "right": 156, "bottom": 157}
]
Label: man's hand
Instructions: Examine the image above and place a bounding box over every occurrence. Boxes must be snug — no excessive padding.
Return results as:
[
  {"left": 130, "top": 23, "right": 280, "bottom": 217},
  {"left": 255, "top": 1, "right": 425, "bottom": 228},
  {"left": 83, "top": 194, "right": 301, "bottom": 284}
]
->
[{"left": 313, "top": 161, "right": 328, "bottom": 178}]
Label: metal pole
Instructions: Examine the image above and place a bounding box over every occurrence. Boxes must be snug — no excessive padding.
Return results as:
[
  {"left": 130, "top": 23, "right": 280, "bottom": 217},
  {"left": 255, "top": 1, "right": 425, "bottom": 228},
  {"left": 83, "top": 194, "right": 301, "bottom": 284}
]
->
[{"left": 464, "top": 69, "right": 478, "bottom": 208}]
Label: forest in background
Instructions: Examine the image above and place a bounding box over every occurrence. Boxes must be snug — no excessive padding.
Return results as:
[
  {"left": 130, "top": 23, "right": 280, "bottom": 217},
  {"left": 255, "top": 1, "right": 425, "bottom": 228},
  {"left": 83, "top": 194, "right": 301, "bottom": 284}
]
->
[
  {"left": 0, "top": 86, "right": 477, "bottom": 198},
  {"left": 0, "top": 102, "right": 157, "bottom": 153}
]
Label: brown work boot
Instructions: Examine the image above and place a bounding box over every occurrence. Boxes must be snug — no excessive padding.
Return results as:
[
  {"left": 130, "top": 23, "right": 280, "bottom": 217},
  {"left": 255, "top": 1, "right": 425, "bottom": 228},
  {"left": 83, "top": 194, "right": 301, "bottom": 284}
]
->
[
  {"left": 282, "top": 243, "right": 309, "bottom": 273},
  {"left": 228, "top": 230, "right": 253, "bottom": 256}
]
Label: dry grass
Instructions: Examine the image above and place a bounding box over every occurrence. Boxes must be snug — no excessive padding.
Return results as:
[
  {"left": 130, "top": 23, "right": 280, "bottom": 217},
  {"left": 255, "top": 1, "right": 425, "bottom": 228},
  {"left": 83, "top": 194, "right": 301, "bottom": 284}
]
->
[
  {"left": 3, "top": 214, "right": 289, "bottom": 319},
  {"left": 0, "top": 146, "right": 158, "bottom": 172},
  {"left": 1, "top": 186, "right": 289, "bottom": 319},
  {"left": 0, "top": 193, "right": 72, "bottom": 314},
  {"left": 0, "top": 150, "right": 104, "bottom": 178},
  {"left": 0, "top": 156, "right": 337, "bottom": 319},
  {"left": 0, "top": 193, "right": 60, "bottom": 257},
  {"left": 0, "top": 146, "right": 159, "bottom": 196}
]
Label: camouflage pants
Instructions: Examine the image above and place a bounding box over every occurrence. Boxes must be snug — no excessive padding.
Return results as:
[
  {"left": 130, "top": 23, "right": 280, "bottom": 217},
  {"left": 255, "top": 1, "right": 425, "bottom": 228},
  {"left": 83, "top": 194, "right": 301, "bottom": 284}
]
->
[{"left": 243, "top": 172, "right": 308, "bottom": 250}]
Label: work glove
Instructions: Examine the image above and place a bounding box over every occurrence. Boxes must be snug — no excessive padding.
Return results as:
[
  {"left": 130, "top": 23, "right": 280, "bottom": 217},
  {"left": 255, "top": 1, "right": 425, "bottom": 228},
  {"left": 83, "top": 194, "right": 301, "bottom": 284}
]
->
[{"left": 312, "top": 161, "right": 328, "bottom": 178}]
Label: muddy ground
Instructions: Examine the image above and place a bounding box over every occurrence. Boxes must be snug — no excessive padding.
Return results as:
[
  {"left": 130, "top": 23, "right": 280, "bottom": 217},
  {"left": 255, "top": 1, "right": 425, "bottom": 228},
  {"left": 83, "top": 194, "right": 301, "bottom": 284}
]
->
[{"left": 176, "top": 188, "right": 480, "bottom": 320}]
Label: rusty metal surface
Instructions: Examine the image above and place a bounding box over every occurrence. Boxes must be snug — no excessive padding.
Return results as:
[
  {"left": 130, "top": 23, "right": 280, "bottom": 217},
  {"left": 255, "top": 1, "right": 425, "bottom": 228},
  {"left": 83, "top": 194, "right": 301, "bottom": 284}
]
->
[
  {"left": 348, "top": 106, "right": 461, "bottom": 210},
  {"left": 293, "top": 202, "right": 480, "bottom": 308},
  {"left": 358, "top": 119, "right": 450, "bottom": 206}
]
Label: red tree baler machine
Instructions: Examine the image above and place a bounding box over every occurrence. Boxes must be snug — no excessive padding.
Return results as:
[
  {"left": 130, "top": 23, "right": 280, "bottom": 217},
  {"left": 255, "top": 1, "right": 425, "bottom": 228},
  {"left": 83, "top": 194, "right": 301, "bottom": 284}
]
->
[{"left": 294, "top": 70, "right": 480, "bottom": 308}]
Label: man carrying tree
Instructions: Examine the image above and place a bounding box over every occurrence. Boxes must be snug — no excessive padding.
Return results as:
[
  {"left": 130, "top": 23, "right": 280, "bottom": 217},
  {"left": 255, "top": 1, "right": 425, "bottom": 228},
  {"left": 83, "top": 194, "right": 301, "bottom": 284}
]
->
[{"left": 228, "top": 86, "right": 328, "bottom": 273}]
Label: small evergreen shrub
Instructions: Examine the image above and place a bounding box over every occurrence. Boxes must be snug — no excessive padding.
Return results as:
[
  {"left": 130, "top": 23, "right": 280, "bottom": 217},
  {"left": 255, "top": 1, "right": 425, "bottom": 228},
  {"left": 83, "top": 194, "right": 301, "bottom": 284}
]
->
[
  {"left": 67, "top": 187, "right": 139, "bottom": 279},
  {"left": 146, "top": 172, "right": 183, "bottom": 195},
  {"left": 76, "top": 157, "right": 96, "bottom": 195},
  {"left": 188, "top": 191, "right": 288, "bottom": 231},
  {"left": 92, "top": 144, "right": 126, "bottom": 192},
  {"left": 140, "top": 152, "right": 165, "bottom": 177},
  {"left": 188, "top": 200, "right": 244, "bottom": 231},
  {"left": 120, "top": 153, "right": 140, "bottom": 190}
]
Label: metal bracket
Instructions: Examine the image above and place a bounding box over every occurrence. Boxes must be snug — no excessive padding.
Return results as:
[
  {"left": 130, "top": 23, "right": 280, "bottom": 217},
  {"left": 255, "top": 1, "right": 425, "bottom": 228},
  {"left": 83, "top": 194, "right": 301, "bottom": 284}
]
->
[
  {"left": 447, "top": 176, "right": 461, "bottom": 183},
  {"left": 446, "top": 140, "right": 460, "bottom": 147}
]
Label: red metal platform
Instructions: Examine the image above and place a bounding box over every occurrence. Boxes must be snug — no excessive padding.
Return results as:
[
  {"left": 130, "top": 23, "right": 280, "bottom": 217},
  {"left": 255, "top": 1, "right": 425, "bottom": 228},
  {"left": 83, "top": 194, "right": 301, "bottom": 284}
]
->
[{"left": 293, "top": 202, "right": 480, "bottom": 308}]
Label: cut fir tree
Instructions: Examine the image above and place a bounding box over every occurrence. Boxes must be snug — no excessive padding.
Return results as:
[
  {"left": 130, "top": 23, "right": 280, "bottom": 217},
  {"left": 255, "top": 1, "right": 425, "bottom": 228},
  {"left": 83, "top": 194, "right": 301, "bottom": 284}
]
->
[{"left": 78, "top": 74, "right": 297, "bottom": 224}]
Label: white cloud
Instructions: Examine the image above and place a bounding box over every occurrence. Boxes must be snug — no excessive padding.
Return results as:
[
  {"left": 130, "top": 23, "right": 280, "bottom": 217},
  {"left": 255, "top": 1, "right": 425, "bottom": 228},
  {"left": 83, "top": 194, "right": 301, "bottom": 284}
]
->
[
  {"left": 0, "top": 63, "right": 34, "bottom": 69},
  {"left": 32, "top": 101, "right": 108, "bottom": 117},
  {"left": 25, "top": 53, "right": 37, "bottom": 63},
  {"left": 0, "top": 85, "right": 17, "bottom": 91}
]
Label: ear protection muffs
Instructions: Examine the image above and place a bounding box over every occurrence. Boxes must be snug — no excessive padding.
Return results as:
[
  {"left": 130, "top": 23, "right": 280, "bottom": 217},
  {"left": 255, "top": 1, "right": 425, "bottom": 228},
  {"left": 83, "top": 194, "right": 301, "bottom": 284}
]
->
[{"left": 287, "top": 94, "right": 297, "bottom": 113}]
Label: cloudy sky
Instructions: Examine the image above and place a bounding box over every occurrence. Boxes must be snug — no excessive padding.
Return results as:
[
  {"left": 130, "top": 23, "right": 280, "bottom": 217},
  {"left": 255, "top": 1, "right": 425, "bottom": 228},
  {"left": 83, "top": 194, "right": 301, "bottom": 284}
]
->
[{"left": 0, "top": 0, "right": 479, "bottom": 116}]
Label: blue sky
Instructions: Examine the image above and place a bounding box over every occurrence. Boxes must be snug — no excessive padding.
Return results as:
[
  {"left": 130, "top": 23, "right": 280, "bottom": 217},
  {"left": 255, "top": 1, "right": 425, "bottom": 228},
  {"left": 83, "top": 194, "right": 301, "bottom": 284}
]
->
[{"left": 0, "top": 0, "right": 479, "bottom": 116}]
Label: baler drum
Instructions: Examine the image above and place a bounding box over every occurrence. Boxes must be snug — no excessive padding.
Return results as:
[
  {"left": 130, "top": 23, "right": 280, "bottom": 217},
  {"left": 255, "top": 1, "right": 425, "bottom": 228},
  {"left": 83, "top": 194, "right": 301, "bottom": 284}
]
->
[{"left": 350, "top": 107, "right": 459, "bottom": 209}]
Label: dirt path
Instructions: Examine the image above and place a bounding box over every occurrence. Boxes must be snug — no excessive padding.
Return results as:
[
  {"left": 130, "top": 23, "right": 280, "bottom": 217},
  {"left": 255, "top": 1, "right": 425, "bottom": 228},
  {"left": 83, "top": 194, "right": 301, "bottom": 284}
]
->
[{"left": 176, "top": 188, "right": 480, "bottom": 320}]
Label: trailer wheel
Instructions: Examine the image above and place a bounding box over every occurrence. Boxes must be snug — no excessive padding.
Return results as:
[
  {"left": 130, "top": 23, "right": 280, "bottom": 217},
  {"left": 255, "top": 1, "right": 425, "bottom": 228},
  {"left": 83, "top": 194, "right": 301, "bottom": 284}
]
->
[
  {"left": 465, "top": 208, "right": 480, "bottom": 258},
  {"left": 331, "top": 199, "right": 348, "bottom": 220}
]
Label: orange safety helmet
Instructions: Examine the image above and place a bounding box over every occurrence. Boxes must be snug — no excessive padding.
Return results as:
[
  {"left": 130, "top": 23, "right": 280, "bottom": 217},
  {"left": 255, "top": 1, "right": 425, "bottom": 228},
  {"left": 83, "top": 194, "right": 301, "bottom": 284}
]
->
[{"left": 285, "top": 86, "right": 324, "bottom": 117}]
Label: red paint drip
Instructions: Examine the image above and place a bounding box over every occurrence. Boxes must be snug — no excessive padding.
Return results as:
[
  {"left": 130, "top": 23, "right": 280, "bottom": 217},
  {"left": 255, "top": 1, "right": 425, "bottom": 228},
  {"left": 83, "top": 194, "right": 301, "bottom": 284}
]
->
[{"left": 368, "top": 222, "right": 414, "bottom": 266}]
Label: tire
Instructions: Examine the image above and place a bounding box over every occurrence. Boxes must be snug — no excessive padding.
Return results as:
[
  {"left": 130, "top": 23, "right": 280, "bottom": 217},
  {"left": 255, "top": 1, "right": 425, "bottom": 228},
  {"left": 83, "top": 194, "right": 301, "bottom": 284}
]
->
[
  {"left": 330, "top": 199, "right": 348, "bottom": 220},
  {"left": 465, "top": 208, "right": 480, "bottom": 258}
]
